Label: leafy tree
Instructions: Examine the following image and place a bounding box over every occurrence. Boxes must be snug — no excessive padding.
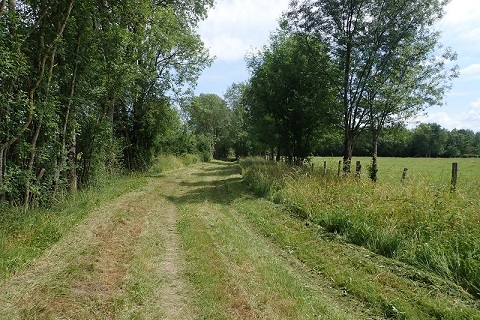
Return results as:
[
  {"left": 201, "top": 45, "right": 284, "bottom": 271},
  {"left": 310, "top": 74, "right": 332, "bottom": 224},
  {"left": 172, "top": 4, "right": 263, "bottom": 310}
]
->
[
  {"left": 183, "top": 94, "right": 232, "bottom": 159},
  {"left": 246, "top": 30, "right": 336, "bottom": 163},
  {"left": 444, "top": 129, "right": 477, "bottom": 157},
  {"left": 410, "top": 123, "right": 448, "bottom": 157},
  {"left": 224, "top": 82, "right": 252, "bottom": 158},
  {"left": 0, "top": 0, "right": 214, "bottom": 207},
  {"left": 288, "top": 0, "right": 455, "bottom": 174},
  {"left": 378, "top": 124, "right": 412, "bottom": 157}
]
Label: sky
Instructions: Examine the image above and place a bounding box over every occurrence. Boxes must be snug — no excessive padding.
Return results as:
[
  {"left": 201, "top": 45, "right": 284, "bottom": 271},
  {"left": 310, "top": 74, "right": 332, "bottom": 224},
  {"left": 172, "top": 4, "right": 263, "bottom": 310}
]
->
[{"left": 195, "top": 0, "right": 480, "bottom": 132}]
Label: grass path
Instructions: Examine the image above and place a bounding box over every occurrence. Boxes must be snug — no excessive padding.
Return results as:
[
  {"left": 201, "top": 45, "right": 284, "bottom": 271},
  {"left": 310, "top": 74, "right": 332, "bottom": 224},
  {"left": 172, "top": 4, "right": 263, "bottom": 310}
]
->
[{"left": 0, "top": 161, "right": 478, "bottom": 319}]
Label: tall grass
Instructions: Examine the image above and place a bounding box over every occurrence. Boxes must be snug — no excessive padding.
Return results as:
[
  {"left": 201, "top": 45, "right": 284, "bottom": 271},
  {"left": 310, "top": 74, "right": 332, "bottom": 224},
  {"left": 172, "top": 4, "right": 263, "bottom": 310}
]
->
[
  {"left": 241, "top": 158, "right": 480, "bottom": 297},
  {"left": 149, "top": 154, "right": 202, "bottom": 175}
]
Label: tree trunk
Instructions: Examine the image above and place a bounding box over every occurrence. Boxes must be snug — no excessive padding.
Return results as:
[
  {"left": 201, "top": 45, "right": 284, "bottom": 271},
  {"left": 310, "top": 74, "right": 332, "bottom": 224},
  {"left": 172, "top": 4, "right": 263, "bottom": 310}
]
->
[
  {"left": 0, "top": 146, "right": 6, "bottom": 202},
  {"left": 0, "top": 0, "right": 6, "bottom": 16},
  {"left": 24, "top": 116, "right": 43, "bottom": 209},
  {"left": 69, "top": 134, "right": 77, "bottom": 193},
  {"left": 57, "top": 31, "right": 81, "bottom": 194},
  {"left": 343, "top": 134, "right": 353, "bottom": 174}
]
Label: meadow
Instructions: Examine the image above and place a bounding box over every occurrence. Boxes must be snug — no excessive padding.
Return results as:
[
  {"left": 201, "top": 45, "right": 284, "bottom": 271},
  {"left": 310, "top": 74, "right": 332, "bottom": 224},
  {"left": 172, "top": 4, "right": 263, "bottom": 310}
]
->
[
  {"left": 241, "top": 157, "right": 480, "bottom": 297},
  {"left": 312, "top": 156, "right": 480, "bottom": 185}
]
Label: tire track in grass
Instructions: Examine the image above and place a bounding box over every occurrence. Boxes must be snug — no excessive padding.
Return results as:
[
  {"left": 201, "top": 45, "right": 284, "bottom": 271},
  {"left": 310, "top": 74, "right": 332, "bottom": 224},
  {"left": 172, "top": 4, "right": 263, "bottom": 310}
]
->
[
  {"left": 173, "top": 161, "right": 379, "bottom": 319},
  {"left": 0, "top": 178, "right": 193, "bottom": 319}
]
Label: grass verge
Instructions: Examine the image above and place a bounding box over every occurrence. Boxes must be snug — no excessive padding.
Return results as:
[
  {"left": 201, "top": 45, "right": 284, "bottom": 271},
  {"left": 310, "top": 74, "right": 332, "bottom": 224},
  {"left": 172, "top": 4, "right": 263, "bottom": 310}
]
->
[
  {"left": 0, "top": 173, "right": 147, "bottom": 281},
  {"left": 234, "top": 196, "right": 480, "bottom": 319},
  {"left": 240, "top": 158, "right": 480, "bottom": 298}
]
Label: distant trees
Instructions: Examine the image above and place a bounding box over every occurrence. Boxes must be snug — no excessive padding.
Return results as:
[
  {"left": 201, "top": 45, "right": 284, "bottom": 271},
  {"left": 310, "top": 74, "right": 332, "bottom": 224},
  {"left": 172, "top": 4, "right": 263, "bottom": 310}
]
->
[
  {"left": 0, "top": 0, "right": 213, "bottom": 207},
  {"left": 321, "top": 123, "right": 480, "bottom": 158},
  {"left": 183, "top": 94, "right": 232, "bottom": 160},
  {"left": 224, "top": 83, "right": 252, "bottom": 158}
]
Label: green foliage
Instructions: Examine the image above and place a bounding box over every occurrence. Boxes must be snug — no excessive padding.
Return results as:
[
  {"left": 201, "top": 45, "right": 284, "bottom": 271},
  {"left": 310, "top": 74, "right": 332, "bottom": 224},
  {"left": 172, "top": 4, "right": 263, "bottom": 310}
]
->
[
  {"left": 246, "top": 31, "right": 337, "bottom": 162},
  {"left": 183, "top": 94, "right": 233, "bottom": 159},
  {"left": 287, "top": 0, "right": 456, "bottom": 167},
  {"left": 0, "top": 0, "right": 213, "bottom": 207},
  {"left": 240, "top": 158, "right": 480, "bottom": 297}
]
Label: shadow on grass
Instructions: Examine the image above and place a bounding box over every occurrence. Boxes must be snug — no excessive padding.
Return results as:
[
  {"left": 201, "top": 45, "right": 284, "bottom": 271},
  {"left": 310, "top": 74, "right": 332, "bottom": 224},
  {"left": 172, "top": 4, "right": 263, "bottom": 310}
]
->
[
  {"left": 166, "top": 161, "right": 250, "bottom": 206},
  {"left": 193, "top": 164, "right": 241, "bottom": 177}
]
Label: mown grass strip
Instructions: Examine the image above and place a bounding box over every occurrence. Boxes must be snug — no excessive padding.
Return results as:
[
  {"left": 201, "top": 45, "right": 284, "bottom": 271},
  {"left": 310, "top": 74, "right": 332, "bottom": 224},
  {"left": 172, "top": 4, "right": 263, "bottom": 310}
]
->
[
  {"left": 0, "top": 174, "right": 147, "bottom": 281},
  {"left": 177, "top": 162, "right": 375, "bottom": 319},
  {"left": 234, "top": 197, "right": 480, "bottom": 319}
]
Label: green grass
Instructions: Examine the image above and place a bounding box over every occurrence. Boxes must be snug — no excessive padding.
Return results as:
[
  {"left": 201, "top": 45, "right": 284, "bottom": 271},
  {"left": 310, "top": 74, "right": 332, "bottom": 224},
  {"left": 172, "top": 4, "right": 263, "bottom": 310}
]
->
[
  {"left": 178, "top": 199, "right": 354, "bottom": 319},
  {"left": 241, "top": 157, "right": 480, "bottom": 297},
  {"left": 312, "top": 156, "right": 480, "bottom": 185},
  {"left": 234, "top": 196, "right": 480, "bottom": 319},
  {"left": 0, "top": 174, "right": 148, "bottom": 281},
  {"left": 149, "top": 154, "right": 202, "bottom": 176}
]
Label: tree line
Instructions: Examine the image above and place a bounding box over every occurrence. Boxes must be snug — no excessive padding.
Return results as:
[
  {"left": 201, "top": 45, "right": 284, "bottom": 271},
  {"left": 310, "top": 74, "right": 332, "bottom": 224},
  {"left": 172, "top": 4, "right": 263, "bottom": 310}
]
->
[
  {"left": 1, "top": 0, "right": 214, "bottom": 207},
  {"left": 184, "top": 89, "right": 480, "bottom": 158},
  {"left": 184, "top": 0, "right": 462, "bottom": 182}
]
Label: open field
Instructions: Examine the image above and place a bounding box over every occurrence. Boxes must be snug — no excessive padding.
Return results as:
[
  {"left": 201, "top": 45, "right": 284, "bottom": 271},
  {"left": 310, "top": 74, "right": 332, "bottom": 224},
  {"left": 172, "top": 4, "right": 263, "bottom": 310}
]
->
[{"left": 312, "top": 156, "right": 480, "bottom": 185}]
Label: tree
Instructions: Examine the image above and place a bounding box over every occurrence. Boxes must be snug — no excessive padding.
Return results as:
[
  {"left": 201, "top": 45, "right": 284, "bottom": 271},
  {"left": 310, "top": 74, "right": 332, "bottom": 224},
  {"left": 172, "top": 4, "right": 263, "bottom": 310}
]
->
[
  {"left": 246, "top": 29, "right": 336, "bottom": 163},
  {"left": 224, "top": 82, "right": 252, "bottom": 158},
  {"left": 183, "top": 94, "right": 232, "bottom": 159},
  {"left": 410, "top": 123, "right": 448, "bottom": 157},
  {"left": 0, "top": 0, "right": 214, "bottom": 207},
  {"left": 288, "top": 0, "right": 455, "bottom": 173}
]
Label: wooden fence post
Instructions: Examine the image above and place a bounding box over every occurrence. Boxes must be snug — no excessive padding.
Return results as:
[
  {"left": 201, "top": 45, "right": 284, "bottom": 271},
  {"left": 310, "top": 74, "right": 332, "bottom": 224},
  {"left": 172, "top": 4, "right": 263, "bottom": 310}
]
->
[
  {"left": 401, "top": 168, "right": 408, "bottom": 183},
  {"left": 337, "top": 161, "right": 342, "bottom": 177},
  {"left": 324, "top": 161, "right": 327, "bottom": 175},
  {"left": 356, "top": 161, "right": 362, "bottom": 177},
  {"left": 451, "top": 162, "right": 458, "bottom": 192}
]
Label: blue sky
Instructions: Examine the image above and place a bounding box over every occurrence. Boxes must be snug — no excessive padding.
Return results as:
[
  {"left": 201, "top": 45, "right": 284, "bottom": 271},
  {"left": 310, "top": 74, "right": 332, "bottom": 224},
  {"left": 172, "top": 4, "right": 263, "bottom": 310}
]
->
[{"left": 195, "top": 0, "right": 480, "bottom": 132}]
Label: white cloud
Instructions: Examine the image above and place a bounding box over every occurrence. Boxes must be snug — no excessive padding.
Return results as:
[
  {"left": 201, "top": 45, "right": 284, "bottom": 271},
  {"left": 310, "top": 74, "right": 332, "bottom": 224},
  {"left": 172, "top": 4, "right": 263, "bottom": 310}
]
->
[
  {"left": 418, "top": 102, "right": 480, "bottom": 132},
  {"left": 460, "top": 64, "right": 480, "bottom": 75},
  {"left": 470, "top": 98, "right": 480, "bottom": 109},
  {"left": 199, "top": 0, "right": 290, "bottom": 61},
  {"left": 416, "top": 111, "right": 464, "bottom": 130},
  {"left": 442, "top": 1, "right": 480, "bottom": 26}
]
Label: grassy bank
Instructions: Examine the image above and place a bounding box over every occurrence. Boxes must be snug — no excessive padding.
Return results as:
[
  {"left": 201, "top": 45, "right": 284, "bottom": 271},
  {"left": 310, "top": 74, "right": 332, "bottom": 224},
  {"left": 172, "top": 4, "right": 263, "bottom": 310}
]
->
[
  {"left": 0, "top": 174, "right": 148, "bottom": 281},
  {"left": 0, "top": 154, "right": 198, "bottom": 281},
  {"left": 241, "top": 158, "right": 480, "bottom": 297}
]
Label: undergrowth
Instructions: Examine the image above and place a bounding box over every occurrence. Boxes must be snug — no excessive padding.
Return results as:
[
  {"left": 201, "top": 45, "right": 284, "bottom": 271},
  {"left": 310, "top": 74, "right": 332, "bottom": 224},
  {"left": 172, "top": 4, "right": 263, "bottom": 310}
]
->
[{"left": 240, "top": 158, "right": 480, "bottom": 298}]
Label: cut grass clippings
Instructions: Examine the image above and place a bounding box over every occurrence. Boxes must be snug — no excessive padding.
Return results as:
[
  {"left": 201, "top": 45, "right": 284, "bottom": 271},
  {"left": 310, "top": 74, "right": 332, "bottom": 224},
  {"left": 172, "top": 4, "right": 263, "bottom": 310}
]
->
[{"left": 0, "top": 174, "right": 148, "bottom": 282}]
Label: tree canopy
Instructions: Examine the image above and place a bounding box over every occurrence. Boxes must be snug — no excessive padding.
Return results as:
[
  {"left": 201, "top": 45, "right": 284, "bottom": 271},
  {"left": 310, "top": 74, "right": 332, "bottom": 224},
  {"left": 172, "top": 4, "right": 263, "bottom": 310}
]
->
[
  {"left": 287, "top": 0, "right": 457, "bottom": 172},
  {"left": 246, "top": 30, "right": 337, "bottom": 163},
  {"left": 0, "top": 0, "right": 213, "bottom": 207}
]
